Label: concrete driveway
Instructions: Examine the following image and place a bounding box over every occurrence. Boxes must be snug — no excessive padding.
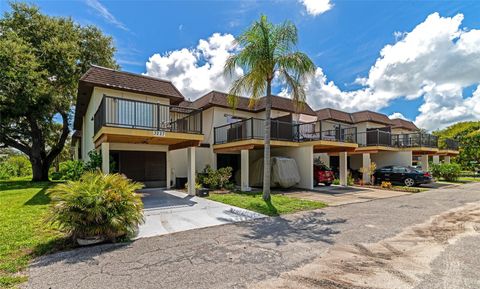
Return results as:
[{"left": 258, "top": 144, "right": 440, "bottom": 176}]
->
[{"left": 136, "top": 188, "right": 264, "bottom": 238}]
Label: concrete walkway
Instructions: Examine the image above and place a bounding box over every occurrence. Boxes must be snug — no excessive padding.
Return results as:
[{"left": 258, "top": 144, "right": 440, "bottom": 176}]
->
[{"left": 137, "top": 188, "right": 264, "bottom": 238}]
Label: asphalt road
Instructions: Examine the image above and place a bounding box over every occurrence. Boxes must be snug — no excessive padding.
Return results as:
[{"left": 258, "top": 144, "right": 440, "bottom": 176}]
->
[{"left": 28, "top": 182, "right": 480, "bottom": 289}]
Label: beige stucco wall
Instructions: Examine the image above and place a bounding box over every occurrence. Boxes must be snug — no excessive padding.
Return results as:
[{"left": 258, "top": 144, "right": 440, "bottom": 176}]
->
[
  {"left": 391, "top": 127, "right": 417, "bottom": 134},
  {"left": 349, "top": 151, "right": 413, "bottom": 170},
  {"left": 81, "top": 87, "right": 171, "bottom": 161}
]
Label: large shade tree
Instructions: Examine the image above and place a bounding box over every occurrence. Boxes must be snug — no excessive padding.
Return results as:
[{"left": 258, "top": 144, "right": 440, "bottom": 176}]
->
[
  {"left": 0, "top": 3, "right": 117, "bottom": 181},
  {"left": 224, "top": 15, "right": 315, "bottom": 201}
]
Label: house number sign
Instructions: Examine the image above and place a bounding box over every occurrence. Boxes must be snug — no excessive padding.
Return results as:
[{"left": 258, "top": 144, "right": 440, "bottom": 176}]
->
[{"left": 153, "top": 130, "right": 166, "bottom": 137}]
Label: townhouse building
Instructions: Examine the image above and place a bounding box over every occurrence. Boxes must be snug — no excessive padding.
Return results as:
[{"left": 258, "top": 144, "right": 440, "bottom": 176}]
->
[{"left": 73, "top": 66, "right": 459, "bottom": 193}]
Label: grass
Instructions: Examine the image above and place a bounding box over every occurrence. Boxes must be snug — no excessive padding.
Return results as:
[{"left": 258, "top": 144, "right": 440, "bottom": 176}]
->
[
  {"left": 0, "top": 178, "right": 67, "bottom": 288},
  {"left": 436, "top": 177, "right": 480, "bottom": 184},
  {"left": 207, "top": 191, "right": 327, "bottom": 216}
]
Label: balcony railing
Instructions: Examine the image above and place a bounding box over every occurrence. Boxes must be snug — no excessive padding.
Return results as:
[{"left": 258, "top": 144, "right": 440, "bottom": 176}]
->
[
  {"left": 443, "top": 138, "right": 460, "bottom": 150},
  {"left": 213, "top": 119, "right": 357, "bottom": 144},
  {"left": 94, "top": 96, "right": 202, "bottom": 135},
  {"left": 213, "top": 118, "right": 296, "bottom": 144},
  {"left": 357, "top": 130, "right": 439, "bottom": 148},
  {"left": 295, "top": 121, "right": 357, "bottom": 143}
]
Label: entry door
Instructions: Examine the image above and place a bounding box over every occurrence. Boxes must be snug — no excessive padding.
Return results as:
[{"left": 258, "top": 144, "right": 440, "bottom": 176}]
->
[{"left": 117, "top": 151, "right": 167, "bottom": 187}]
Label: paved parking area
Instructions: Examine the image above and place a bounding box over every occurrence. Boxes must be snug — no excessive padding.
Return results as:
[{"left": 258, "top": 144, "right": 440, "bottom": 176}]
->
[
  {"left": 137, "top": 188, "right": 264, "bottom": 238},
  {"left": 283, "top": 185, "right": 424, "bottom": 206}
]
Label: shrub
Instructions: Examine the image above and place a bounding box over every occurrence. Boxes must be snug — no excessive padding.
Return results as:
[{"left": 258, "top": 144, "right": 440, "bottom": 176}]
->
[
  {"left": 84, "top": 150, "right": 102, "bottom": 171},
  {"left": 51, "top": 160, "right": 85, "bottom": 181},
  {"left": 381, "top": 181, "right": 393, "bottom": 189},
  {"left": 0, "top": 154, "right": 32, "bottom": 179},
  {"left": 197, "top": 165, "right": 233, "bottom": 189},
  {"left": 48, "top": 172, "right": 145, "bottom": 241},
  {"left": 430, "top": 163, "right": 462, "bottom": 182}
]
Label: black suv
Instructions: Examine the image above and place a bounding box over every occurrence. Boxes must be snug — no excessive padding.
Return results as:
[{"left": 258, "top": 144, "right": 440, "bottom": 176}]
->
[{"left": 373, "top": 165, "right": 432, "bottom": 187}]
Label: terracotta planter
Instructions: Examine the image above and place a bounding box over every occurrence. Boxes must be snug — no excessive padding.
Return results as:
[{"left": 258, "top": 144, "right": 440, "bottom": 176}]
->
[{"left": 76, "top": 236, "right": 105, "bottom": 246}]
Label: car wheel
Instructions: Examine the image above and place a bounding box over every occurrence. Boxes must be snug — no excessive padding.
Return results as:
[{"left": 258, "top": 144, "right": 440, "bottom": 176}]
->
[
  {"left": 404, "top": 178, "right": 415, "bottom": 187},
  {"left": 324, "top": 182, "right": 332, "bottom": 186}
]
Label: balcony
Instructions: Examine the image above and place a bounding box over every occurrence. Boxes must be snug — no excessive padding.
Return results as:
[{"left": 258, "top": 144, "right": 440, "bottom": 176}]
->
[
  {"left": 357, "top": 130, "right": 439, "bottom": 148},
  {"left": 213, "top": 119, "right": 358, "bottom": 144},
  {"left": 94, "top": 96, "right": 202, "bottom": 135}
]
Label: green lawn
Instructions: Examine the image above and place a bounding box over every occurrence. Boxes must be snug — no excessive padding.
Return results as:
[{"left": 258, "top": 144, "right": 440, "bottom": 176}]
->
[
  {"left": 0, "top": 179, "right": 66, "bottom": 288},
  {"left": 207, "top": 191, "right": 327, "bottom": 216}
]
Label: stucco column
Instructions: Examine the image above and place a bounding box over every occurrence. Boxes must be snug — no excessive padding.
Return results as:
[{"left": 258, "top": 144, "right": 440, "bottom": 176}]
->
[
  {"left": 166, "top": 151, "right": 171, "bottom": 189},
  {"left": 339, "top": 151, "right": 348, "bottom": 186},
  {"left": 362, "top": 153, "right": 371, "bottom": 184},
  {"left": 297, "top": 146, "right": 314, "bottom": 190},
  {"left": 101, "top": 142, "right": 109, "bottom": 174},
  {"left": 420, "top": 154, "right": 429, "bottom": 171},
  {"left": 187, "top": 146, "right": 196, "bottom": 195},
  {"left": 73, "top": 143, "right": 79, "bottom": 161},
  {"left": 432, "top": 155, "right": 440, "bottom": 164},
  {"left": 444, "top": 156, "right": 451, "bottom": 164},
  {"left": 240, "top": 150, "right": 250, "bottom": 191}
]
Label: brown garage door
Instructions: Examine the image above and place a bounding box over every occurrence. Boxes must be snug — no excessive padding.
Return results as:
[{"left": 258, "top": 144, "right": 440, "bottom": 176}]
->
[{"left": 116, "top": 151, "right": 166, "bottom": 188}]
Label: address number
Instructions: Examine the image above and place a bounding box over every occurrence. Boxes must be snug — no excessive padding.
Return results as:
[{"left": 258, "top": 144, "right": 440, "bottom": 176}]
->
[{"left": 153, "top": 130, "right": 166, "bottom": 137}]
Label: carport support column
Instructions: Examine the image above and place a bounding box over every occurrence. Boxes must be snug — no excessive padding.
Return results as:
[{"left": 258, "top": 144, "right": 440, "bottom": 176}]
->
[
  {"left": 101, "top": 142, "right": 110, "bottom": 174},
  {"left": 339, "top": 152, "right": 348, "bottom": 186},
  {"left": 444, "top": 156, "right": 451, "bottom": 164},
  {"left": 187, "top": 147, "right": 196, "bottom": 196},
  {"left": 362, "top": 153, "right": 371, "bottom": 184},
  {"left": 432, "top": 155, "right": 440, "bottom": 164},
  {"left": 420, "top": 154, "right": 429, "bottom": 172},
  {"left": 240, "top": 150, "right": 250, "bottom": 191}
]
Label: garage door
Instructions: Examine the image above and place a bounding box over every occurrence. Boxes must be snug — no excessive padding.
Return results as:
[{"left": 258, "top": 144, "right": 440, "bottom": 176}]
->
[{"left": 116, "top": 151, "right": 167, "bottom": 188}]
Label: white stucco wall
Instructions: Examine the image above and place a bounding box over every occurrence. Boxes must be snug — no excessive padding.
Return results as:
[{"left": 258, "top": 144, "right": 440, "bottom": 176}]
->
[
  {"left": 371, "top": 151, "right": 413, "bottom": 168},
  {"left": 270, "top": 146, "right": 314, "bottom": 189}
]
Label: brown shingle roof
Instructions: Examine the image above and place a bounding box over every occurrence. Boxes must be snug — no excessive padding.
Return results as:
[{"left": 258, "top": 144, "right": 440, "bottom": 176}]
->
[
  {"left": 351, "top": 110, "right": 395, "bottom": 125},
  {"left": 316, "top": 108, "right": 395, "bottom": 126},
  {"left": 190, "top": 91, "right": 316, "bottom": 116},
  {"left": 74, "top": 66, "right": 185, "bottom": 130},
  {"left": 316, "top": 108, "right": 354, "bottom": 123},
  {"left": 391, "top": 118, "right": 419, "bottom": 131}
]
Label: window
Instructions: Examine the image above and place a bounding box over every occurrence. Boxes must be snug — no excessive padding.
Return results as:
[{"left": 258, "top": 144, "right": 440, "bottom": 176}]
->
[
  {"left": 393, "top": 166, "right": 408, "bottom": 173},
  {"left": 380, "top": 167, "right": 393, "bottom": 172}
]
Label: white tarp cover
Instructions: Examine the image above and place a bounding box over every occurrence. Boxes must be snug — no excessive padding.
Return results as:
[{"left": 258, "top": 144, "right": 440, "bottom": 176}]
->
[{"left": 249, "top": 157, "right": 300, "bottom": 188}]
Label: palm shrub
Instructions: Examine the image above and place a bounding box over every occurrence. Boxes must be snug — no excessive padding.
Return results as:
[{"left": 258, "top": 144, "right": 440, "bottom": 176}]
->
[{"left": 48, "top": 171, "right": 145, "bottom": 241}]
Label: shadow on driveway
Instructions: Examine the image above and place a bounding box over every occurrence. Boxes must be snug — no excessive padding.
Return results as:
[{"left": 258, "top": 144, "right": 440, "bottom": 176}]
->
[{"left": 239, "top": 211, "right": 346, "bottom": 245}]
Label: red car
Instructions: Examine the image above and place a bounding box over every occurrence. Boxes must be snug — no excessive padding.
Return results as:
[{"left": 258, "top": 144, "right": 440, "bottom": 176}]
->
[{"left": 314, "top": 164, "right": 335, "bottom": 186}]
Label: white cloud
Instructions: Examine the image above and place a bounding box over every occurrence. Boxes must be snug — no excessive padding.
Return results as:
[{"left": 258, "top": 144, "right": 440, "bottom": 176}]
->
[
  {"left": 85, "top": 0, "right": 128, "bottom": 31},
  {"left": 389, "top": 112, "right": 408, "bottom": 120},
  {"left": 300, "top": 0, "right": 333, "bottom": 16},
  {"left": 304, "top": 12, "right": 480, "bottom": 130},
  {"left": 145, "top": 33, "right": 243, "bottom": 100}
]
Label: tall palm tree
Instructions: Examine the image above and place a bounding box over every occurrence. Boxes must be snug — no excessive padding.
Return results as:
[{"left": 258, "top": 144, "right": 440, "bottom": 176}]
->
[{"left": 224, "top": 15, "right": 316, "bottom": 201}]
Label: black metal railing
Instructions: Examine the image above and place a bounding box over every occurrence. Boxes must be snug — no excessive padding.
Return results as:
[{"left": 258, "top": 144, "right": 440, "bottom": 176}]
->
[
  {"left": 94, "top": 96, "right": 202, "bottom": 135},
  {"left": 357, "top": 130, "right": 439, "bottom": 148},
  {"left": 213, "top": 118, "right": 296, "bottom": 144},
  {"left": 213, "top": 119, "right": 357, "bottom": 144},
  {"left": 295, "top": 121, "right": 357, "bottom": 143},
  {"left": 444, "top": 138, "right": 460, "bottom": 150}
]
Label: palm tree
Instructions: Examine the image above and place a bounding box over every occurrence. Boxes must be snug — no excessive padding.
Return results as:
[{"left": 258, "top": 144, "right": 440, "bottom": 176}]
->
[{"left": 224, "top": 15, "right": 316, "bottom": 201}]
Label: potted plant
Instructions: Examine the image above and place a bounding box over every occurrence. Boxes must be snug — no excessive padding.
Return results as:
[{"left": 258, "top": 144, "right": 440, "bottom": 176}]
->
[{"left": 48, "top": 171, "right": 145, "bottom": 245}]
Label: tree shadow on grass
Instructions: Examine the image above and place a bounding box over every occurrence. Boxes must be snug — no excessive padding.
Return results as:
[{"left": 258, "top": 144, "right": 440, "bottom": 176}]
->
[
  {"left": 0, "top": 180, "right": 50, "bottom": 192},
  {"left": 24, "top": 187, "right": 51, "bottom": 206},
  {"left": 239, "top": 210, "right": 346, "bottom": 246}
]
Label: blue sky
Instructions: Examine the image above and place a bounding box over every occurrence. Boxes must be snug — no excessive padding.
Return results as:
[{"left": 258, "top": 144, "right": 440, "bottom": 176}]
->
[{"left": 2, "top": 0, "right": 480, "bottom": 130}]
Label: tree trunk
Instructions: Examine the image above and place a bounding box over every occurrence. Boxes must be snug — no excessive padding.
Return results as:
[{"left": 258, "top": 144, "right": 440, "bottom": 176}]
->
[
  {"left": 31, "top": 156, "right": 50, "bottom": 182},
  {"left": 263, "top": 81, "right": 272, "bottom": 201}
]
